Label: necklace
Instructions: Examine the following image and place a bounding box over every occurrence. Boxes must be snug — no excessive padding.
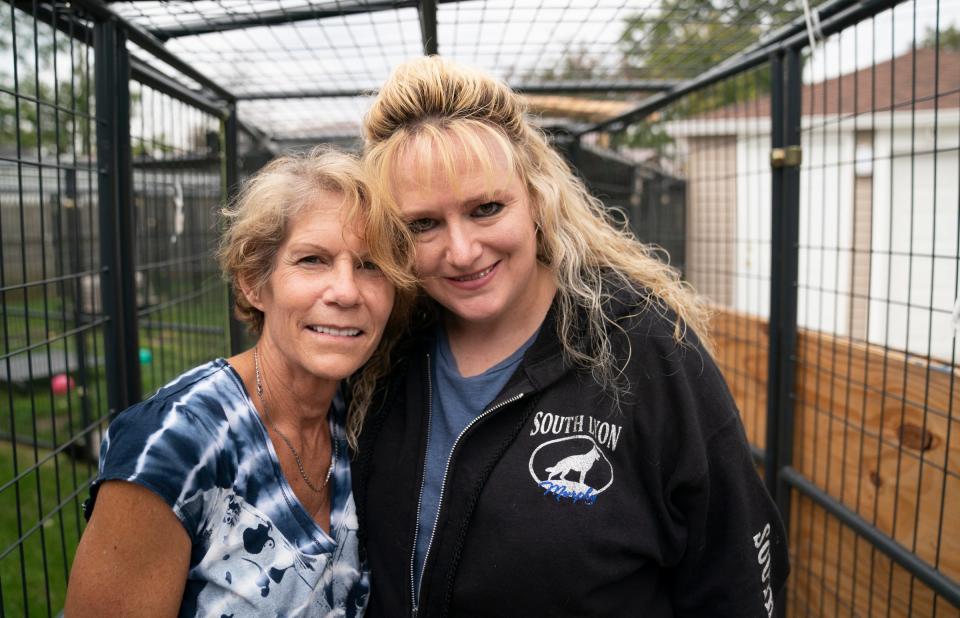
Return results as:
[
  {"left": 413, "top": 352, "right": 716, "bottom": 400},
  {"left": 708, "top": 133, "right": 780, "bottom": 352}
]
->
[{"left": 253, "top": 348, "right": 336, "bottom": 494}]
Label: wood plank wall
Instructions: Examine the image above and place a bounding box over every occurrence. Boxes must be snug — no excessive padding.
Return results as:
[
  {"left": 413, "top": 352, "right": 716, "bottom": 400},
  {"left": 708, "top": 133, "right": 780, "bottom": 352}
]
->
[{"left": 711, "top": 307, "right": 959, "bottom": 617}]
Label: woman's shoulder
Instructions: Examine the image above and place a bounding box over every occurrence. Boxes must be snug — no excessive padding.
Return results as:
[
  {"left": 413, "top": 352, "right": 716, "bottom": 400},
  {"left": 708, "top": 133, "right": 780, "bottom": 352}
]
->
[
  {"left": 603, "top": 285, "right": 700, "bottom": 349},
  {"left": 113, "top": 359, "right": 240, "bottom": 425},
  {"left": 93, "top": 360, "right": 250, "bottom": 531},
  {"left": 603, "top": 286, "right": 738, "bottom": 429},
  {"left": 101, "top": 359, "right": 246, "bottom": 469}
]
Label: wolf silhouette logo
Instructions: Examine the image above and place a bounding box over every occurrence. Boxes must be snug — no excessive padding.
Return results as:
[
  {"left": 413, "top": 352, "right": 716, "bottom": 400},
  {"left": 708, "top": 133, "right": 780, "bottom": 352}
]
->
[
  {"left": 529, "top": 435, "right": 614, "bottom": 498},
  {"left": 545, "top": 447, "right": 600, "bottom": 485}
]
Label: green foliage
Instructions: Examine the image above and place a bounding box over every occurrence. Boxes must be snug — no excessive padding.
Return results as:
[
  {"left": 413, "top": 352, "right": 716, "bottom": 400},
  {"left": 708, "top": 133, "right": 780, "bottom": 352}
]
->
[
  {"left": 610, "top": 121, "right": 673, "bottom": 151},
  {"left": 619, "top": 0, "right": 800, "bottom": 79},
  {"left": 0, "top": 7, "right": 94, "bottom": 157},
  {"left": 615, "top": 0, "right": 800, "bottom": 148},
  {"left": 921, "top": 24, "right": 960, "bottom": 51}
]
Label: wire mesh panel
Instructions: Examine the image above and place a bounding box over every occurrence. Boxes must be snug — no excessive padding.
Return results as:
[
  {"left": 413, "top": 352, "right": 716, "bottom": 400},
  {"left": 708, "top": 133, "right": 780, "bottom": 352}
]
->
[
  {"left": 0, "top": 3, "right": 103, "bottom": 615},
  {"left": 622, "top": 65, "right": 775, "bottom": 454},
  {"left": 112, "top": 1, "right": 424, "bottom": 142},
  {"left": 103, "top": 0, "right": 817, "bottom": 142},
  {"left": 788, "top": 0, "right": 960, "bottom": 614},
  {"left": 790, "top": 494, "right": 958, "bottom": 617},
  {"left": 129, "top": 78, "right": 229, "bottom": 398},
  {"left": 0, "top": 0, "right": 956, "bottom": 614}
]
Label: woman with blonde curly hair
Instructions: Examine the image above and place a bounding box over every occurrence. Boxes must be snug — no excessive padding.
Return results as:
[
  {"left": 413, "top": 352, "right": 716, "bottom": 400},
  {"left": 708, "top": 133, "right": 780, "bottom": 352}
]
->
[
  {"left": 67, "top": 149, "right": 413, "bottom": 616},
  {"left": 354, "top": 58, "right": 788, "bottom": 617}
]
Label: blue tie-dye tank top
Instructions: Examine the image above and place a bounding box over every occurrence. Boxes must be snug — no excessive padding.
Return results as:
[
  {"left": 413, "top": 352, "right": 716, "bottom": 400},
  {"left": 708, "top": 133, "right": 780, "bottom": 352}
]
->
[{"left": 90, "top": 358, "right": 368, "bottom": 617}]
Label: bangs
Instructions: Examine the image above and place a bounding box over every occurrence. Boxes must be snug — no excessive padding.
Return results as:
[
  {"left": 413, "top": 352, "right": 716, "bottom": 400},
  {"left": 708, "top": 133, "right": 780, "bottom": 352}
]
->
[{"left": 378, "top": 120, "right": 519, "bottom": 200}]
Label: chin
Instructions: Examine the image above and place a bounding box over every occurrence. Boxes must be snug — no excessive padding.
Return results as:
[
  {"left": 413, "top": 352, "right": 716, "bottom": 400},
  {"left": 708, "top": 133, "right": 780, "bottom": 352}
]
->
[
  {"left": 306, "top": 357, "right": 364, "bottom": 381},
  {"left": 444, "top": 302, "right": 506, "bottom": 326}
]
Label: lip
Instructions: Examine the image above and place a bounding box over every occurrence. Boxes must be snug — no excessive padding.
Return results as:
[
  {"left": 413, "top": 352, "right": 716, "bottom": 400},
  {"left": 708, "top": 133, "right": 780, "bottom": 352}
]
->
[{"left": 443, "top": 261, "right": 499, "bottom": 291}]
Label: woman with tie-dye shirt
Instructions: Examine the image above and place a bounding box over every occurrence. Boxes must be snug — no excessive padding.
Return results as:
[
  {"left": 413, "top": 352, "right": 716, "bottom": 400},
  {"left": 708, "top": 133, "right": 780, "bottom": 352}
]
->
[{"left": 66, "top": 149, "right": 414, "bottom": 617}]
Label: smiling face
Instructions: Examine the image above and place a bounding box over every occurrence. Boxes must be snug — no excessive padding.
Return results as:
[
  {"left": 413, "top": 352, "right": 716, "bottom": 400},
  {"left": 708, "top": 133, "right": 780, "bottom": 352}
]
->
[
  {"left": 247, "top": 191, "right": 395, "bottom": 385},
  {"left": 394, "top": 133, "right": 555, "bottom": 333}
]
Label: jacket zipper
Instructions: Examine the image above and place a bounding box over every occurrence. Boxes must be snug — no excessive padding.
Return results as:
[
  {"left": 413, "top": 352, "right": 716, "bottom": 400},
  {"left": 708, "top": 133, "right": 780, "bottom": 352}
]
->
[
  {"left": 410, "top": 352, "right": 526, "bottom": 617},
  {"left": 410, "top": 353, "right": 433, "bottom": 618}
]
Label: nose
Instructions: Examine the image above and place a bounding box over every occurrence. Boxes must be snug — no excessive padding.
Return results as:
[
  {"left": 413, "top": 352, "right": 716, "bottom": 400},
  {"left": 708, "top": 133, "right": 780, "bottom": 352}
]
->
[
  {"left": 444, "top": 221, "right": 482, "bottom": 269},
  {"left": 322, "top": 259, "right": 361, "bottom": 307}
]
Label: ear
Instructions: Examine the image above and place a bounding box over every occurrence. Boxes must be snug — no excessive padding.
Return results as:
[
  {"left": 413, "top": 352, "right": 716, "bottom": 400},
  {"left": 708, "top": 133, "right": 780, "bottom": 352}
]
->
[{"left": 237, "top": 276, "right": 266, "bottom": 313}]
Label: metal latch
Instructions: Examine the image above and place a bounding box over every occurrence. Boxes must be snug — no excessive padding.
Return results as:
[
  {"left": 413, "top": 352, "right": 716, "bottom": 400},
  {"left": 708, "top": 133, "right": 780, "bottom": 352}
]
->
[{"left": 770, "top": 146, "right": 802, "bottom": 168}]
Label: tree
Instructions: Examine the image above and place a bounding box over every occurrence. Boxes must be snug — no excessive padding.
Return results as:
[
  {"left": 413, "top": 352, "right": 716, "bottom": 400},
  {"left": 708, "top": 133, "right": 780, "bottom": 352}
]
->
[
  {"left": 619, "top": 0, "right": 800, "bottom": 80},
  {"left": 0, "top": 6, "right": 94, "bottom": 157},
  {"left": 615, "top": 0, "right": 801, "bottom": 148},
  {"left": 921, "top": 24, "right": 960, "bottom": 52}
]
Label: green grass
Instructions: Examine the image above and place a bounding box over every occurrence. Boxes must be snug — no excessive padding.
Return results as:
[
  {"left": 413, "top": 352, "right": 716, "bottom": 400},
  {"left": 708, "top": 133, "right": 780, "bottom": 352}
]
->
[
  {"left": 0, "top": 441, "right": 92, "bottom": 617},
  {"left": 0, "top": 279, "right": 231, "bottom": 616}
]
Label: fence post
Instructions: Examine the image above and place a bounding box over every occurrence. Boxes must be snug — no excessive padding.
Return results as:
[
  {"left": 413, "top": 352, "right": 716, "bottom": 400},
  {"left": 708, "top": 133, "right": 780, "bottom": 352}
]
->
[
  {"left": 95, "top": 17, "right": 141, "bottom": 415},
  {"left": 223, "top": 100, "right": 249, "bottom": 355},
  {"left": 765, "top": 46, "right": 802, "bottom": 617}
]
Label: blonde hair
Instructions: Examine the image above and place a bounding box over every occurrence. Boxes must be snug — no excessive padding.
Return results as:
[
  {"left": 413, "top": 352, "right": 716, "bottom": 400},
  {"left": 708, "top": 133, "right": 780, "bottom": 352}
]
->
[
  {"left": 217, "top": 147, "right": 415, "bottom": 446},
  {"left": 363, "top": 57, "right": 710, "bottom": 402}
]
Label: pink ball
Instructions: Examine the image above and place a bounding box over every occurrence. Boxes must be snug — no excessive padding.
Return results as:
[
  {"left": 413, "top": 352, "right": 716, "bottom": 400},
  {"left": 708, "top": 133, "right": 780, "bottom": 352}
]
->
[{"left": 51, "top": 373, "right": 75, "bottom": 396}]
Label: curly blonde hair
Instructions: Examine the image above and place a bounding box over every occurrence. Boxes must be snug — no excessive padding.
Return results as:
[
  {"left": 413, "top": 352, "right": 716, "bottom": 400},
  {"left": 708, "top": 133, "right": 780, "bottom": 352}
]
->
[
  {"left": 217, "top": 147, "right": 416, "bottom": 446},
  {"left": 363, "top": 57, "right": 710, "bottom": 402}
]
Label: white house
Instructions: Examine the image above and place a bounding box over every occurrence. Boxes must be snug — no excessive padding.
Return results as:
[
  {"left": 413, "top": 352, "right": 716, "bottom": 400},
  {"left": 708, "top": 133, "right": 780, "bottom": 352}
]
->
[{"left": 667, "top": 47, "right": 960, "bottom": 363}]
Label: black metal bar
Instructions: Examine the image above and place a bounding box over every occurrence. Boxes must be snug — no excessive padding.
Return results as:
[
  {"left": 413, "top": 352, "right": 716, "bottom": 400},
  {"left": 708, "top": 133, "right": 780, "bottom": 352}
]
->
[
  {"left": 779, "top": 44, "right": 802, "bottom": 498},
  {"left": 73, "top": 0, "right": 236, "bottom": 101},
  {"left": 418, "top": 0, "right": 438, "bottom": 55},
  {"left": 578, "top": 0, "right": 904, "bottom": 135},
  {"left": 63, "top": 169, "right": 97, "bottom": 462},
  {"left": 237, "top": 87, "right": 377, "bottom": 100},
  {"left": 272, "top": 134, "right": 364, "bottom": 146},
  {"left": 10, "top": 0, "right": 94, "bottom": 47},
  {"left": 515, "top": 80, "right": 680, "bottom": 94},
  {"left": 149, "top": 0, "right": 419, "bottom": 39},
  {"left": 764, "top": 51, "right": 785, "bottom": 501},
  {"left": 139, "top": 320, "right": 225, "bottom": 336},
  {"left": 224, "top": 101, "right": 240, "bottom": 211},
  {"left": 131, "top": 155, "right": 222, "bottom": 171},
  {"left": 95, "top": 18, "right": 141, "bottom": 413},
  {"left": 129, "top": 57, "right": 225, "bottom": 118},
  {"left": 116, "top": 22, "right": 143, "bottom": 410},
  {"left": 770, "top": 47, "right": 803, "bottom": 618},
  {"left": 237, "top": 120, "right": 278, "bottom": 156},
  {"left": 721, "top": 0, "right": 859, "bottom": 67},
  {"left": 223, "top": 102, "right": 249, "bottom": 356},
  {"left": 781, "top": 466, "right": 960, "bottom": 607},
  {"left": 236, "top": 80, "right": 680, "bottom": 101},
  {"left": 10, "top": 0, "right": 280, "bottom": 155}
]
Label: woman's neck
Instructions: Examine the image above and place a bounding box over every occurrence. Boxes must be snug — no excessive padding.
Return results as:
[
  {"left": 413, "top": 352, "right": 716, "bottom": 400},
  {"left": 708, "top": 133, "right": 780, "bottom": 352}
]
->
[
  {"left": 445, "top": 265, "right": 557, "bottom": 377},
  {"left": 231, "top": 343, "right": 337, "bottom": 436}
]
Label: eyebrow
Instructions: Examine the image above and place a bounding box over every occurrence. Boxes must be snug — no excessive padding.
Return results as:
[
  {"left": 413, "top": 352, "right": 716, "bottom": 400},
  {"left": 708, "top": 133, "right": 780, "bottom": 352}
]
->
[
  {"left": 460, "top": 190, "right": 509, "bottom": 205},
  {"left": 405, "top": 189, "right": 512, "bottom": 215},
  {"left": 287, "top": 242, "right": 372, "bottom": 260},
  {"left": 286, "top": 242, "right": 332, "bottom": 254}
]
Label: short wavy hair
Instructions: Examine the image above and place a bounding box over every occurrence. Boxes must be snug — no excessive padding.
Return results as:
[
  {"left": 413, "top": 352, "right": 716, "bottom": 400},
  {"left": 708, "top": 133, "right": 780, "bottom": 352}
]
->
[{"left": 217, "top": 147, "right": 416, "bottom": 446}]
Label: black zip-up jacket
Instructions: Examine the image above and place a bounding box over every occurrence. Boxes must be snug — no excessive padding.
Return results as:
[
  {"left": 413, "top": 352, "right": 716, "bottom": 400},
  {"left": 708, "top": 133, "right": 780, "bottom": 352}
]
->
[{"left": 354, "top": 292, "right": 789, "bottom": 617}]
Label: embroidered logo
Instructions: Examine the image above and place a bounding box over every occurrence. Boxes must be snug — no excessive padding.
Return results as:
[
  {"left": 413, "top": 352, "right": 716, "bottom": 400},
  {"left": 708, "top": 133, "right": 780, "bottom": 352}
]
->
[
  {"left": 528, "top": 435, "right": 614, "bottom": 505},
  {"left": 545, "top": 445, "right": 600, "bottom": 484}
]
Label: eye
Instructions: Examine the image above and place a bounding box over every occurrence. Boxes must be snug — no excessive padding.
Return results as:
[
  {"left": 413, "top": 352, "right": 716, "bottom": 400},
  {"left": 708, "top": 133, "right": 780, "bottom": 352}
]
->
[
  {"left": 472, "top": 202, "right": 504, "bottom": 218},
  {"left": 408, "top": 218, "right": 437, "bottom": 234},
  {"left": 358, "top": 259, "right": 382, "bottom": 272},
  {"left": 298, "top": 255, "right": 327, "bottom": 266}
]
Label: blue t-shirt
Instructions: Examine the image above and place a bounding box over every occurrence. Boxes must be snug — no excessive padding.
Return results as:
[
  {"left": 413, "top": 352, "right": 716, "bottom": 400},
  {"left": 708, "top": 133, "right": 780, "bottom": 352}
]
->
[
  {"left": 92, "top": 359, "right": 368, "bottom": 617},
  {"left": 413, "top": 328, "right": 537, "bottom": 595}
]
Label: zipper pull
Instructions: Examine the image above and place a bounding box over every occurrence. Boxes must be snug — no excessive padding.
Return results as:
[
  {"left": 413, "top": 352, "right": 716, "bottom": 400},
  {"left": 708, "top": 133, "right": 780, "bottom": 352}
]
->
[{"left": 412, "top": 607, "right": 418, "bottom": 618}]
